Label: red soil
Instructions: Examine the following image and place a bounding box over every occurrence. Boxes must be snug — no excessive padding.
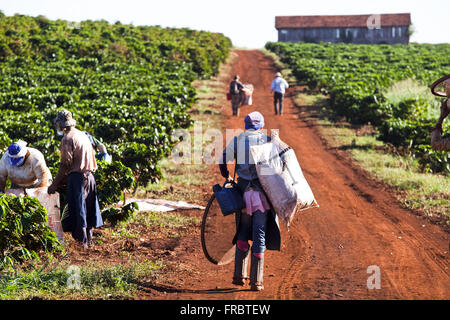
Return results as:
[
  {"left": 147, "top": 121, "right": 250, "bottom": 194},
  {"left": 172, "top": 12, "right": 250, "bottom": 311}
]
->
[{"left": 140, "top": 49, "right": 449, "bottom": 300}]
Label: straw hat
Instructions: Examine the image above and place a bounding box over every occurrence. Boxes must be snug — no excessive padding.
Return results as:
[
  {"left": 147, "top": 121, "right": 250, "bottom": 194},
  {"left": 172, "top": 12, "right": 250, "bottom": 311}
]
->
[{"left": 54, "top": 110, "right": 77, "bottom": 127}]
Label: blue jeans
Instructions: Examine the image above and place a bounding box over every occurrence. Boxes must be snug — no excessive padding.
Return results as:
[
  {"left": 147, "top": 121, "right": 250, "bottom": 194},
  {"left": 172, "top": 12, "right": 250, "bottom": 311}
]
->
[{"left": 237, "top": 210, "right": 268, "bottom": 254}]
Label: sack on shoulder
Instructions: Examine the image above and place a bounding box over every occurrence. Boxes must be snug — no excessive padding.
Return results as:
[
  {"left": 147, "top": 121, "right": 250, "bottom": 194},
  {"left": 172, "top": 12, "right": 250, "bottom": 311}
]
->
[{"left": 250, "top": 132, "right": 319, "bottom": 228}]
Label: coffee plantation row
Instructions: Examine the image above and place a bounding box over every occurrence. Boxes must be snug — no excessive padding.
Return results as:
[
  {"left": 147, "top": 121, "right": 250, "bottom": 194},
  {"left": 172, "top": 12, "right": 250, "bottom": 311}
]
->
[
  {"left": 0, "top": 13, "right": 231, "bottom": 186},
  {"left": 266, "top": 42, "right": 450, "bottom": 174},
  {"left": 0, "top": 13, "right": 231, "bottom": 267}
]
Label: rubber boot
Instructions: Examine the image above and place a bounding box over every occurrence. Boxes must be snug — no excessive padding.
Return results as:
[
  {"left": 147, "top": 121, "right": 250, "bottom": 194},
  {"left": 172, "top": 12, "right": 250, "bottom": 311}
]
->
[
  {"left": 232, "top": 247, "right": 249, "bottom": 285},
  {"left": 249, "top": 253, "right": 264, "bottom": 291}
]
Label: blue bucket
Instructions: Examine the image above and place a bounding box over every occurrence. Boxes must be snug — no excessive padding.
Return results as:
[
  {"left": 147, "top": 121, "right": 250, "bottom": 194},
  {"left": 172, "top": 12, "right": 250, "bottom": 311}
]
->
[{"left": 213, "top": 181, "right": 245, "bottom": 216}]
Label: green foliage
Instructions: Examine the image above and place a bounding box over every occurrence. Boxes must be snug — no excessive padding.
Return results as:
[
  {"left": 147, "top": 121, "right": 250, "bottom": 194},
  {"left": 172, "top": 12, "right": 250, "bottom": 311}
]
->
[
  {"left": 0, "top": 194, "right": 63, "bottom": 269},
  {"left": 94, "top": 160, "right": 139, "bottom": 226},
  {"left": 414, "top": 144, "right": 450, "bottom": 174},
  {"left": 0, "top": 260, "right": 161, "bottom": 299},
  {"left": 0, "top": 13, "right": 231, "bottom": 267},
  {"left": 266, "top": 41, "right": 450, "bottom": 174},
  {"left": 378, "top": 118, "right": 436, "bottom": 147},
  {"left": 94, "top": 160, "right": 135, "bottom": 209},
  {"left": 101, "top": 202, "right": 139, "bottom": 227},
  {"left": 0, "top": 13, "right": 231, "bottom": 187}
]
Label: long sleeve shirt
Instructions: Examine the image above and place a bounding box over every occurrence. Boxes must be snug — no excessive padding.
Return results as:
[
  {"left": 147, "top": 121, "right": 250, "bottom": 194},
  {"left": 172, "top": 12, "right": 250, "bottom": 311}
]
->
[
  {"left": 270, "top": 77, "right": 289, "bottom": 94},
  {"left": 229, "top": 80, "right": 244, "bottom": 95},
  {"left": 0, "top": 148, "right": 51, "bottom": 192}
]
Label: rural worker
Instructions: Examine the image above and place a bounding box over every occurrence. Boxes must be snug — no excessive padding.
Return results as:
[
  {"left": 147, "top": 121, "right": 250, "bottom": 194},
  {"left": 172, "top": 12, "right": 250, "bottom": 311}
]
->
[
  {"left": 0, "top": 140, "right": 52, "bottom": 193},
  {"left": 219, "top": 111, "right": 281, "bottom": 291},
  {"left": 270, "top": 72, "right": 289, "bottom": 115},
  {"left": 229, "top": 75, "right": 244, "bottom": 116},
  {"left": 430, "top": 79, "right": 450, "bottom": 151},
  {"left": 84, "top": 131, "right": 112, "bottom": 163},
  {"left": 48, "top": 110, "right": 103, "bottom": 248}
]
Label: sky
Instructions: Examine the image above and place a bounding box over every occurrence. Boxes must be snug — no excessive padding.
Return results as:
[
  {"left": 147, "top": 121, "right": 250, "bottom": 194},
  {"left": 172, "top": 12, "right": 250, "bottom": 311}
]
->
[{"left": 1, "top": 0, "right": 449, "bottom": 48}]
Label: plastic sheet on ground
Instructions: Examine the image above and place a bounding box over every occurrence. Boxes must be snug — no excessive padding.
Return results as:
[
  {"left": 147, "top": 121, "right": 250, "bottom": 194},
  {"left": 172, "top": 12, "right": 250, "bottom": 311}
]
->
[
  {"left": 5, "top": 187, "right": 64, "bottom": 242},
  {"left": 125, "top": 198, "right": 205, "bottom": 212}
]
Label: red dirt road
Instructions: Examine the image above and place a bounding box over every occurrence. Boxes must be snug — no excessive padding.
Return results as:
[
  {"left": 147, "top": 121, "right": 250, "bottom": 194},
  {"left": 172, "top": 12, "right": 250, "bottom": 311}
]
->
[{"left": 145, "top": 49, "right": 449, "bottom": 300}]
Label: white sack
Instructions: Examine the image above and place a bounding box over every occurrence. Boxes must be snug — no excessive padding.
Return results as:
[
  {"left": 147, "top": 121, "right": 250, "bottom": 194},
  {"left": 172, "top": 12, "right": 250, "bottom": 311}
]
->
[
  {"left": 241, "top": 84, "right": 254, "bottom": 106},
  {"left": 250, "top": 133, "right": 319, "bottom": 228}
]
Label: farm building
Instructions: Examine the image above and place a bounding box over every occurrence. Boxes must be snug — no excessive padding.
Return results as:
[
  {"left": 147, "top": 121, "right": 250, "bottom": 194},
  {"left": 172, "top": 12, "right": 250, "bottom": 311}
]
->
[{"left": 275, "top": 13, "right": 411, "bottom": 45}]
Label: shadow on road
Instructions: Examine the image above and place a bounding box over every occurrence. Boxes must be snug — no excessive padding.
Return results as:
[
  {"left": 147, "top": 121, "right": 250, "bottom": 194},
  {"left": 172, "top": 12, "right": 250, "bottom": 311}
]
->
[{"left": 140, "top": 282, "right": 250, "bottom": 295}]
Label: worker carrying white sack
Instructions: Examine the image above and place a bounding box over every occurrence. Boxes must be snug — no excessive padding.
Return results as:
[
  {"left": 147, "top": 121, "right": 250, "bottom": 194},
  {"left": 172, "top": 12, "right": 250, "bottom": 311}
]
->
[
  {"left": 250, "top": 132, "right": 319, "bottom": 229},
  {"left": 0, "top": 140, "right": 52, "bottom": 193}
]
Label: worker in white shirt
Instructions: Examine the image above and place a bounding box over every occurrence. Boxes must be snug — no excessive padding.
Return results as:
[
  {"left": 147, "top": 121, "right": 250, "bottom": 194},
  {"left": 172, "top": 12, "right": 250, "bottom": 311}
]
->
[
  {"left": 270, "top": 72, "right": 289, "bottom": 115},
  {"left": 0, "top": 140, "right": 51, "bottom": 193}
]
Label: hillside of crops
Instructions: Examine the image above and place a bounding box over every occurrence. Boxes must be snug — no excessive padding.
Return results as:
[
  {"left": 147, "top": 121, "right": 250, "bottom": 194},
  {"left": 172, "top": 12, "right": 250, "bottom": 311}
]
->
[
  {"left": 0, "top": 13, "right": 231, "bottom": 186},
  {"left": 265, "top": 42, "right": 450, "bottom": 174},
  {"left": 0, "top": 13, "right": 231, "bottom": 266}
]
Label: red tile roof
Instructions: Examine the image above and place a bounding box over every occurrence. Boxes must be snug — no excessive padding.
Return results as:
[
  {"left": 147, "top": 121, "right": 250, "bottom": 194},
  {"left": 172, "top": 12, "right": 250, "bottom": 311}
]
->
[{"left": 275, "top": 13, "right": 411, "bottom": 29}]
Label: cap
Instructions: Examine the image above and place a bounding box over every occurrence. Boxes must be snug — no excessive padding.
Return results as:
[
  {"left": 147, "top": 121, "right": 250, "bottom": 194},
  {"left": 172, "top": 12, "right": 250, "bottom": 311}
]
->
[
  {"left": 6, "top": 141, "right": 28, "bottom": 166},
  {"left": 244, "top": 111, "right": 265, "bottom": 130}
]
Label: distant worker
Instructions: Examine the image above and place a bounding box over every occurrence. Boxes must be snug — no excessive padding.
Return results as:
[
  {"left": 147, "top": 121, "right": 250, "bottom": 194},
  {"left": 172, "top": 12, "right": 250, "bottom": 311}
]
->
[
  {"left": 229, "top": 75, "right": 244, "bottom": 116},
  {"left": 431, "top": 79, "right": 450, "bottom": 151},
  {"left": 270, "top": 72, "right": 289, "bottom": 115},
  {"left": 84, "top": 131, "right": 112, "bottom": 163},
  {"left": 48, "top": 110, "right": 103, "bottom": 248},
  {"left": 0, "top": 140, "right": 51, "bottom": 193}
]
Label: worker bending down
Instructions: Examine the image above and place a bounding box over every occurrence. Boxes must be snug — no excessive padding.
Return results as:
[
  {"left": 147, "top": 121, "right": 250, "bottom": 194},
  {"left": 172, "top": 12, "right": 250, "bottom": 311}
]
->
[{"left": 0, "top": 140, "right": 51, "bottom": 193}]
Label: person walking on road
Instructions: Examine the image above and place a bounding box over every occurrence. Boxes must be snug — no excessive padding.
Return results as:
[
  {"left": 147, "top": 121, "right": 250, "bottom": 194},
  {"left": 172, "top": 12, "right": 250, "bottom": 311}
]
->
[
  {"left": 431, "top": 79, "right": 450, "bottom": 150},
  {"left": 270, "top": 72, "right": 289, "bottom": 115},
  {"left": 229, "top": 75, "right": 244, "bottom": 116},
  {"left": 219, "top": 111, "right": 281, "bottom": 291},
  {"left": 48, "top": 110, "right": 103, "bottom": 248},
  {"left": 0, "top": 140, "right": 51, "bottom": 193}
]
